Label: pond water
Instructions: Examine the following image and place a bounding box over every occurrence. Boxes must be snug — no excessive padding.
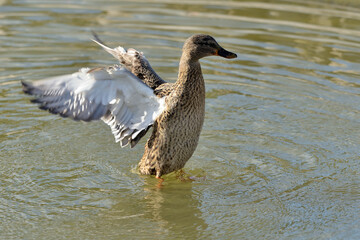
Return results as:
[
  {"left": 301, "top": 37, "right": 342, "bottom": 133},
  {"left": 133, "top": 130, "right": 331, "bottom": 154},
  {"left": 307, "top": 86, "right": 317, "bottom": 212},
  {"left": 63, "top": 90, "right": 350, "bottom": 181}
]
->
[{"left": 1, "top": 0, "right": 359, "bottom": 239}]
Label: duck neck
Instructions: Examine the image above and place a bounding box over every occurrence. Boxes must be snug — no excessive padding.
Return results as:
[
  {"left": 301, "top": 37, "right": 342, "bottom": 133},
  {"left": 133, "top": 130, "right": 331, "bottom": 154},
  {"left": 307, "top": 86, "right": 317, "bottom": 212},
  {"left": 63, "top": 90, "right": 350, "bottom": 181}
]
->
[
  {"left": 173, "top": 52, "right": 205, "bottom": 107},
  {"left": 177, "top": 53, "right": 204, "bottom": 89}
]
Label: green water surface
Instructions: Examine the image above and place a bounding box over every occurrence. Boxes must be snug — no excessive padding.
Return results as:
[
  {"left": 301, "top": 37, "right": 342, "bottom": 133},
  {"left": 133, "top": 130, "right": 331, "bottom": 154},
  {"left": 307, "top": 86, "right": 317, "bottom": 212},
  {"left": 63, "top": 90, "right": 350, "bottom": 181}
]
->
[{"left": 1, "top": 0, "right": 359, "bottom": 239}]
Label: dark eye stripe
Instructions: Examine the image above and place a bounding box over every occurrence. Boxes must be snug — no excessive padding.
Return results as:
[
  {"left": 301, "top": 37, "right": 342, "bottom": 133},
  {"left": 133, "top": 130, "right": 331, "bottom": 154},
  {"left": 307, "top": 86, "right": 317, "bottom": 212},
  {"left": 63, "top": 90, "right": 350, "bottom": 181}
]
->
[
  {"left": 209, "top": 43, "right": 217, "bottom": 48},
  {"left": 197, "top": 41, "right": 217, "bottom": 48}
]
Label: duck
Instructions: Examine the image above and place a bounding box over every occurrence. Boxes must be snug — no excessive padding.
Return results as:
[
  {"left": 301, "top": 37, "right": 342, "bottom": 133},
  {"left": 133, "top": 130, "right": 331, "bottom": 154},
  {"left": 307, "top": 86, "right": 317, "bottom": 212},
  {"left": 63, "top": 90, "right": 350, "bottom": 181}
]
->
[{"left": 22, "top": 33, "right": 237, "bottom": 179}]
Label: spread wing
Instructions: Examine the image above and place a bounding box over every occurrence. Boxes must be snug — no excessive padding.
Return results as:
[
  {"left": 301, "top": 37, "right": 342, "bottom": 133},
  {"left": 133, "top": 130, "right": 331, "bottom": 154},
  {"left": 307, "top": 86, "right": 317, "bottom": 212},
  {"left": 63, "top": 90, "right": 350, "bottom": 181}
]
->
[{"left": 22, "top": 66, "right": 166, "bottom": 148}]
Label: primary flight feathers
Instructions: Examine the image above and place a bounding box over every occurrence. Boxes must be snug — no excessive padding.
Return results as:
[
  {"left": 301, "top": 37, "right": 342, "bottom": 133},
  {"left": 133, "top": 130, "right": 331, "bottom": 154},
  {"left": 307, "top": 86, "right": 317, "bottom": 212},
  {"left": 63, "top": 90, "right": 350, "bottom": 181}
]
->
[{"left": 22, "top": 65, "right": 166, "bottom": 148}]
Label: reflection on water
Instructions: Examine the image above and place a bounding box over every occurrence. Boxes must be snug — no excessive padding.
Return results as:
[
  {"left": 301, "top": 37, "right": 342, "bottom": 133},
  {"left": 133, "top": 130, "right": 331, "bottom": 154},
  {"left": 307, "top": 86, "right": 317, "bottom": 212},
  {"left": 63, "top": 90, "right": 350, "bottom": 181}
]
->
[
  {"left": 142, "top": 179, "right": 208, "bottom": 239},
  {"left": 1, "top": 0, "right": 360, "bottom": 239}
]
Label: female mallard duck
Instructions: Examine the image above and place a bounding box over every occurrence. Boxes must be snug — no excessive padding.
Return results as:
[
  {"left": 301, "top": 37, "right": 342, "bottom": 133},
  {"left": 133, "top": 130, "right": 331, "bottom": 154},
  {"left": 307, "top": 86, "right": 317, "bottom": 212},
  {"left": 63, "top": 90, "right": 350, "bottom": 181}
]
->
[{"left": 22, "top": 34, "right": 237, "bottom": 179}]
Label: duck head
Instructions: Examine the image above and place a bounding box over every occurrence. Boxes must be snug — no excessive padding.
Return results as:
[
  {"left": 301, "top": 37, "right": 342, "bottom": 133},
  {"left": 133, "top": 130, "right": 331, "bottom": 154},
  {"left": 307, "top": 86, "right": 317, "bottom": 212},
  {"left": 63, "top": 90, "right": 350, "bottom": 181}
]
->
[{"left": 183, "top": 34, "right": 237, "bottom": 61}]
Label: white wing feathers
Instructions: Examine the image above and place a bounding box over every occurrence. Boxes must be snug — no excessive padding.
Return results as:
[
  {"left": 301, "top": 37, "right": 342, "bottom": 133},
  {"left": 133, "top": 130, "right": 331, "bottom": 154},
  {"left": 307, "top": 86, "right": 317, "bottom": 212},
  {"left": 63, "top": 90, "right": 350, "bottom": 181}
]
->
[{"left": 22, "top": 66, "right": 166, "bottom": 148}]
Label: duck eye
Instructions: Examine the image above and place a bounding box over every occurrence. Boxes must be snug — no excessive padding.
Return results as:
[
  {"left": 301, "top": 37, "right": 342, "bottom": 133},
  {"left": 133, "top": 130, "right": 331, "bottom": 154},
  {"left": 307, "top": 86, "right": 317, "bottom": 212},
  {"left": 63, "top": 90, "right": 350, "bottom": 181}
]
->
[
  {"left": 208, "top": 43, "right": 217, "bottom": 48},
  {"left": 202, "top": 42, "right": 216, "bottom": 48},
  {"left": 195, "top": 39, "right": 217, "bottom": 48}
]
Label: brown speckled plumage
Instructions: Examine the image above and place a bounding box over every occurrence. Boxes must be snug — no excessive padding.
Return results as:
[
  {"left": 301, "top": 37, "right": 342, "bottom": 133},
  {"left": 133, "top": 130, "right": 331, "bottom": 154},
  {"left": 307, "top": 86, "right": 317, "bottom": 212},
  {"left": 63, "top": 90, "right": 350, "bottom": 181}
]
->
[
  {"left": 139, "top": 62, "right": 205, "bottom": 177},
  {"left": 22, "top": 34, "right": 236, "bottom": 179},
  {"left": 136, "top": 34, "right": 237, "bottom": 177}
]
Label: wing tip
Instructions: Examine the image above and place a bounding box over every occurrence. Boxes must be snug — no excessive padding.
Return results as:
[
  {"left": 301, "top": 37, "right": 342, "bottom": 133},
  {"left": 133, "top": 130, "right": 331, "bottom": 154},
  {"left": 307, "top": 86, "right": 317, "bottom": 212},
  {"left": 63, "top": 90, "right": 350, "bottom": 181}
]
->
[
  {"left": 21, "top": 80, "right": 34, "bottom": 95},
  {"left": 91, "top": 31, "right": 106, "bottom": 45},
  {"left": 118, "top": 136, "right": 137, "bottom": 148}
]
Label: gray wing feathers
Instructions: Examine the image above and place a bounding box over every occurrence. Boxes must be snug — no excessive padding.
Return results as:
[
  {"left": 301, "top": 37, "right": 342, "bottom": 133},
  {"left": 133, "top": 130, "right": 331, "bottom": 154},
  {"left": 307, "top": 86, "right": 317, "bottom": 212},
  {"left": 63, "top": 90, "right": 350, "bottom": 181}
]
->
[
  {"left": 22, "top": 66, "right": 165, "bottom": 148},
  {"left": 23, "top": 72, "right": 108, "bottom": 121}
]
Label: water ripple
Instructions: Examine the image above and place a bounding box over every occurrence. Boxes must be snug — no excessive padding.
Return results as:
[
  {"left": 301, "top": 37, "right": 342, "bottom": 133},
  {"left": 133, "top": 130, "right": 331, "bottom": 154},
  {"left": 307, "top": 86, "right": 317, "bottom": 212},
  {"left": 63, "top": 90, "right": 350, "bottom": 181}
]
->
[{"left": 1, "top": 0, "right": 360, "bottom": 239}]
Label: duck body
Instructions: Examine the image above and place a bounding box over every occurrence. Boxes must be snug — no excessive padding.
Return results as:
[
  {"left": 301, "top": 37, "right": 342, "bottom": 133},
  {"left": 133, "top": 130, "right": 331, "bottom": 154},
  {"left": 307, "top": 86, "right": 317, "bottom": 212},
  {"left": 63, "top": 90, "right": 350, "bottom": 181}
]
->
[
  {"left": 140, "top": 60, "right": 205, "bottom": 177},
  {"left": 22, "top": 34, "right": 236, "bottom": 178}
]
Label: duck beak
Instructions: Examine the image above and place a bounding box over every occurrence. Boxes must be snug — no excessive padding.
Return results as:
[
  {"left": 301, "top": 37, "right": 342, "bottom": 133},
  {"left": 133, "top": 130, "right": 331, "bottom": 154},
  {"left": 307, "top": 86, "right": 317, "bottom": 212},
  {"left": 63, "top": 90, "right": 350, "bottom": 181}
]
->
[{"left": 216, "top": 48, "right": 237, "bottom": 59}]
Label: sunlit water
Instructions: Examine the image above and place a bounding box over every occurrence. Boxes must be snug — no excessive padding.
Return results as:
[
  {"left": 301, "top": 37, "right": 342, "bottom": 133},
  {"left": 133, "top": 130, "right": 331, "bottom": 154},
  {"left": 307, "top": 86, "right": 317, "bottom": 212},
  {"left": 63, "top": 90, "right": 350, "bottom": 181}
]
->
[{"left": 1, "top": 0, "right": 360, "bottom": 239}]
